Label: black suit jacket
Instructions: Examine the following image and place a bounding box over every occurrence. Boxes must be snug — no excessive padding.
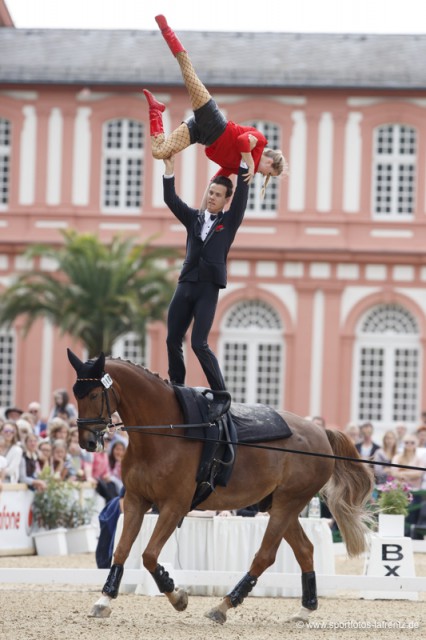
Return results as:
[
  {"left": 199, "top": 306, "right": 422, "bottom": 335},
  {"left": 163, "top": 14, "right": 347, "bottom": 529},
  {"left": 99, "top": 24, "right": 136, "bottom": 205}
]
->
[{"left": 163, "top": 168, "right": 249, "bottom": 288}]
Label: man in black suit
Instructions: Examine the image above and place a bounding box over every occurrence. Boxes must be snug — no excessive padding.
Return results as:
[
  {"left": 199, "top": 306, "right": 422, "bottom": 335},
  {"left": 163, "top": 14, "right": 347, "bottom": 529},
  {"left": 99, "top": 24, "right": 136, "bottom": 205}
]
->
[{"left": 163, "top": 156, "right": 249, "bottom": 390}]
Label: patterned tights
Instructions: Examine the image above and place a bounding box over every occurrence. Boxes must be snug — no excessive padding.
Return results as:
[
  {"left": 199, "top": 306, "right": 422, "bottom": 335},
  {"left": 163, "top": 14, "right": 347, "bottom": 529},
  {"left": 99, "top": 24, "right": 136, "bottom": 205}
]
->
[{"left": 151, "top": 52, "right": 212, "bottom": 160}]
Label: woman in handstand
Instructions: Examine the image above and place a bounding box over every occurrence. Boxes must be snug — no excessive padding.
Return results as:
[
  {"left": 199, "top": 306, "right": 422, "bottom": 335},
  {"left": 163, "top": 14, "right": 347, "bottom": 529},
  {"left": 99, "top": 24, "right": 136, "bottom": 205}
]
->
[{"left": 144, "top": 14, "right": 287, "bottom": 192}]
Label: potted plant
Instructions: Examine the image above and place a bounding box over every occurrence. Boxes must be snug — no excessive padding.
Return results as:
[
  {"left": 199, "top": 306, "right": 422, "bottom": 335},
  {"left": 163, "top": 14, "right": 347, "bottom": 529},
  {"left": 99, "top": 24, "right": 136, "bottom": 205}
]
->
[
  {"left": 65, "top": 497, "right": 98, "bottom": 554},
  {"left": 31, "top": 466, "right": 75, "bottom": 555},
  {"left": 377, "top": 480, "right": 413, "bottom": 537}
]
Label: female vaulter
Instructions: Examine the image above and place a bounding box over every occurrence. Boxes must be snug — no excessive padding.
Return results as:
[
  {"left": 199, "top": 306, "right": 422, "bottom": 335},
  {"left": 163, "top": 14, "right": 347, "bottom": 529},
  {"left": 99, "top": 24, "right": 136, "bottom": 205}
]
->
[{"left": 143, "top": 15, "right": 287, "bottom": 194}]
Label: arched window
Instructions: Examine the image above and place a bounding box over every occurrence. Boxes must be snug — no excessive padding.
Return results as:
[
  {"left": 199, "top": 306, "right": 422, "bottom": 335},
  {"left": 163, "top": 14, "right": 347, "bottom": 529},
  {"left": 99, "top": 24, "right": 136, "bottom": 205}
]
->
[
  {"left": 243, "top": 121, "right": 280, "bottom": 216},
  {"left": 0, "top": 327, "right": 15, "bottom": 408},
  {"left": 220, "top": 300, "right": 284, "bottom": 408},
  {"left": 101, "top": 119, "right": 144, "bottom": 212},
  {"left": 0, "top": 117, "right": 11, "bottom": 208},
  {"left": 112, "top": 332, "right": 147, "bottom": 366},
  {"left": 353, "top": 304, "right": 420, "bottom": 426},
  {"left": 372, "top": 124, "right": 416, "bottom": 219}
]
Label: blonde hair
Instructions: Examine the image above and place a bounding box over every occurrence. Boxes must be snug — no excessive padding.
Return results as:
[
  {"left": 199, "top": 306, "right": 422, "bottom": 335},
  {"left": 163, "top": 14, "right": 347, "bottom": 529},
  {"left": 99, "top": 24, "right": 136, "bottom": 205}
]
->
[
  {"left": 395, "top": 435, "right": 418, "bottom": 466},
  {"left": 261, "top": 148, "right": 288, "bottom": 198}
]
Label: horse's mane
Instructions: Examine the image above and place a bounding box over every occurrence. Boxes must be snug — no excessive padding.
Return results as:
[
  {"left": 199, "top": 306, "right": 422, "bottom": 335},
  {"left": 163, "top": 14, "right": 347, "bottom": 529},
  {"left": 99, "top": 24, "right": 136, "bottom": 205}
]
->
[{"left": 105, "top": 356, "right": 171, "bottom": 386}]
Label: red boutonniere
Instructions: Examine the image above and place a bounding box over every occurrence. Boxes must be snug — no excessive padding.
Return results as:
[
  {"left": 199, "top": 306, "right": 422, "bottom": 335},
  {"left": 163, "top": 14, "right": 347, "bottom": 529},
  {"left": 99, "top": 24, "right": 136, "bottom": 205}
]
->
[{"left": 215, "top": 224, "right": 224, "bottom": 232}]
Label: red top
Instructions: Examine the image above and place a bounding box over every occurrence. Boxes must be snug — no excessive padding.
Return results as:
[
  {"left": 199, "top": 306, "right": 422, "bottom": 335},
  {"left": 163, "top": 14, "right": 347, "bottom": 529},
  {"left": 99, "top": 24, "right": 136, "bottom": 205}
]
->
[{"left": 205, "top": 121, "right": 268, "bottom": 177}]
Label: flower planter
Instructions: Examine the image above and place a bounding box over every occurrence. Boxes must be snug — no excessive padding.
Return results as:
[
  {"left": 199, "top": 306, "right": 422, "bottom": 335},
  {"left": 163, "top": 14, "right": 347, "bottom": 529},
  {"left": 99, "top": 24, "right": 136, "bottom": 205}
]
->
[
  {"left": 66, "top": 524, "right": 98, "bottom": 554},
  {"left": 378, "top": 513, "right": 405, "bottom": 537},
  {"left": 32, "top": 527, "right": 68, "bottom": 556}
]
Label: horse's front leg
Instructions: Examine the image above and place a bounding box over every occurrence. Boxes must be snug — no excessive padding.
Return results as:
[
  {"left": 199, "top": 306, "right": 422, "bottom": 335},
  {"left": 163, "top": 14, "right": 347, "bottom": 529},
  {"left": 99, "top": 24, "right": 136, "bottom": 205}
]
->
[
  {"left": 90, "top": 494, "right": 149, "bottom": 619},
  {"left": 142, "top": 508, "right": 189, "bottom": 612}
]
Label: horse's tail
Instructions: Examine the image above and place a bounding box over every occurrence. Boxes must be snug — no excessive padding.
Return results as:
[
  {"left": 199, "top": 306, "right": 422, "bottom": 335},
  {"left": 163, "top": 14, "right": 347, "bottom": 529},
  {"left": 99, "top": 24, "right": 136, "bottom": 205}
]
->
[{"left": 321, "top": 429, "right": 374, "bottom": 557}]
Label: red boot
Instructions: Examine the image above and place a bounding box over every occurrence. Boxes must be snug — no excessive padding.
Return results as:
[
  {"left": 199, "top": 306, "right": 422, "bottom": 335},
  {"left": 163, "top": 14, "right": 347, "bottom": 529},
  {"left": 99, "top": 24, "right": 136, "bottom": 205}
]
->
[
  {"left": 143, "top": 89, "right": 165, "bottom": 136},
  {"left": 143, "top": 89, "right": 165, "bottom": 113},
  {"left": 155, "top": 14, "right": 186, "bottom": 56}
]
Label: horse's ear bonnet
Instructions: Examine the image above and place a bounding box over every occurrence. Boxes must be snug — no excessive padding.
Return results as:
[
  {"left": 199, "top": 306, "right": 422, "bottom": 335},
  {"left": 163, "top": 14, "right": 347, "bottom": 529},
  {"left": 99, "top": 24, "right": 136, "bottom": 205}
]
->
[{"left": 67, "top": 348, "right": 107, "bottom": 399}]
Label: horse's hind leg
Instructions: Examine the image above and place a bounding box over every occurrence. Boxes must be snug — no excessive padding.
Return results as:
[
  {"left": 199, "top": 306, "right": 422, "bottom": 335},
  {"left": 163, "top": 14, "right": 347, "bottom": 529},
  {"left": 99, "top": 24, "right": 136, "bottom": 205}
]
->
[
  {"left": 282, "top": 519, "right": 318, "bottom": 624},
  {"left": 205, "top": 513, "right": 286, "bottom": 625},
  {"left": 90, "top": 493, "right": 149, "bottom": 619}
]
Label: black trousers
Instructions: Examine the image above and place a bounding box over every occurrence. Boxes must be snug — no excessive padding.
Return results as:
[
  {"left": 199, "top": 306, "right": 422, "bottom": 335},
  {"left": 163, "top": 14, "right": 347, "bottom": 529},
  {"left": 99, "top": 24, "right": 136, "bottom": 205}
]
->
[{"left": 166, "top": 280, "right": 226, "bottom": 390}]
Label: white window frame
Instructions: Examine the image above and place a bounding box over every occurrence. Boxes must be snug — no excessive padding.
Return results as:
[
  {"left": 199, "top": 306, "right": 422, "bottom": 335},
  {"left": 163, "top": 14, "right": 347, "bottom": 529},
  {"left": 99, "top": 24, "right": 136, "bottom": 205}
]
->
[
  {"left": 101, "top": 118, "right": 144, "bottom": 215},
  {"left": 0, "top": 327, "right": 16, "bottom": 409},
  {"left": 352, "top": 309, "right": 420, "bottom": 430},
  {"left": 219, "top": 301, "right": 284, "bottom": 409},
  {"left": 220, "top": 328, "right": 284, "bottom": 408},
  {"left": 112, "top": 331, "right": 149, "bottom": 368},
  {"left": 371, "top": 123, "right": 416, "bottom": 221},
  {"left": 0, "top": 117, "right": 11, "bottom": 211}
]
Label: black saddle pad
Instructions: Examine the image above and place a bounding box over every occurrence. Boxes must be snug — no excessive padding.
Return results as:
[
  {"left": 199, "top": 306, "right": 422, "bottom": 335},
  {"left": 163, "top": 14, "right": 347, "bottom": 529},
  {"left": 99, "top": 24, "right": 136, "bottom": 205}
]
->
[{"left": 230, "top": 402, "right": 292, "bottom": 442}]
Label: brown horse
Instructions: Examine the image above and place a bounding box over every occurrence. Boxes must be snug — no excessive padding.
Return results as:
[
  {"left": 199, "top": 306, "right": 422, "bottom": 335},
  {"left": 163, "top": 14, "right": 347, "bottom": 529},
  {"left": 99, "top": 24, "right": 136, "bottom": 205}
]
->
[{"left": 67, "top": 349, "right": 373, "bottom": 625}]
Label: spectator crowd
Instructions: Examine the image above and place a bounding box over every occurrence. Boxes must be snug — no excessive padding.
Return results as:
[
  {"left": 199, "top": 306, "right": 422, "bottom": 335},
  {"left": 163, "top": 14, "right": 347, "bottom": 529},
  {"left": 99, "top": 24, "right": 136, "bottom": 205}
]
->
[
  {"left": 305, "top": 412, "right": 426, "bottom": 538},
  {"left": 0, "top": 388, "right": 127, "bottom": 504}
]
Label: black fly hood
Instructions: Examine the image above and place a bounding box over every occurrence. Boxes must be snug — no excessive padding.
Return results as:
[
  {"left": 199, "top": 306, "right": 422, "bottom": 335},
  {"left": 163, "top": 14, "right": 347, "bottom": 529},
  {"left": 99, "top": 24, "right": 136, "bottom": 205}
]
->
[
  {"left": 68, "top": 349, "right": 109, "bottom": 398},
  {"left": 67, "top": 349, "right": 117, "bottom": 450}
]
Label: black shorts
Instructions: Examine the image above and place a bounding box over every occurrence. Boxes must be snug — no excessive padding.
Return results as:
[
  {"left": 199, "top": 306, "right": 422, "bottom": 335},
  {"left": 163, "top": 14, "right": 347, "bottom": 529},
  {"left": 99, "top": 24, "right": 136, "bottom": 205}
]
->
[{"left": 184, "top": 98, "right": 228, "bottom": 146}]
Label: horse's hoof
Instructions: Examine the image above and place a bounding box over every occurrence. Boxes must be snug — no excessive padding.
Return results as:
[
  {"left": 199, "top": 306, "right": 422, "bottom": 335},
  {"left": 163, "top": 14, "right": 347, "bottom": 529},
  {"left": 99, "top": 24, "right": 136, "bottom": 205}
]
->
[
  {"left": 89, "top": 604, "right": 112, "bottom": 618},
  {"left": 204, "top": 607, "right": 227, "bottom": 625},
  {"left": 289, "top": 607, "right": 310, "bottom": 624},
  {"left": 171, "top": 588, "right": 188, "bottom": 612}
]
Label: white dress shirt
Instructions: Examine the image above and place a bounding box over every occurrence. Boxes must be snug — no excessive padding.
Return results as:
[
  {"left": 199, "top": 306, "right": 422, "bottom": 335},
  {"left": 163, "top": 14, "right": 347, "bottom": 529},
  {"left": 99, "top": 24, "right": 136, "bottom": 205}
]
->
[{"left": 200, "top": 212, "right": 217, "bottom": 241}]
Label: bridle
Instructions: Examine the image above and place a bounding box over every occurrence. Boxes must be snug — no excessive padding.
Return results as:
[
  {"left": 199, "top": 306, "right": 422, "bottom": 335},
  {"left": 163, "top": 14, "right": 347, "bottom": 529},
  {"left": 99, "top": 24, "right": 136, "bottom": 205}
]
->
[{"left": 75, "top": 372, "right": 121, "bottom": 441}]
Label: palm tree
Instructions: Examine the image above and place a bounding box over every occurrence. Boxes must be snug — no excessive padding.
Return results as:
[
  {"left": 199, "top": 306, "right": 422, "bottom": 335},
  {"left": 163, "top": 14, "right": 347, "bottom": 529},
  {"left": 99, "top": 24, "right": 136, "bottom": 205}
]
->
[{"left": 0, "top": 230, "right": 177, "bottom": 358}]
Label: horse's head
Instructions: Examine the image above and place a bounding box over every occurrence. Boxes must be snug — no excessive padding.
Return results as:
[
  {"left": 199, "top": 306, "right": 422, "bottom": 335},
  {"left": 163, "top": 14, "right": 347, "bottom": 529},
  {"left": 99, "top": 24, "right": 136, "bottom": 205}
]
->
[{"left": 67, "top": 348, "right": 119, "bottom": 452}]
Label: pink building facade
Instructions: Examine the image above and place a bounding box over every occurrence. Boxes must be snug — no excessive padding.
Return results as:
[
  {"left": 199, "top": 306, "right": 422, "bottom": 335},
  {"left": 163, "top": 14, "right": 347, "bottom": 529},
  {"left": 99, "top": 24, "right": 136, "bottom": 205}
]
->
[{"left": 1, "top": 9, "right": 425, "bottom": 433}]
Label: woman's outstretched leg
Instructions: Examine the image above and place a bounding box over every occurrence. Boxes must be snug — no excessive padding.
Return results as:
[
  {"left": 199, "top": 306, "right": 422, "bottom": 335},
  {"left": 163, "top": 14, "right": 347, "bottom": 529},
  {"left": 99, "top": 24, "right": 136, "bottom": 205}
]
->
[
  {"left": 143, "top": 89, "right": 191, "bottom": 159},
  {"left": 156, "top": 14, "right": 211, "bottom": 111},
  {"left": 146, "top": 15, "right": 222, "bottom": 160}
]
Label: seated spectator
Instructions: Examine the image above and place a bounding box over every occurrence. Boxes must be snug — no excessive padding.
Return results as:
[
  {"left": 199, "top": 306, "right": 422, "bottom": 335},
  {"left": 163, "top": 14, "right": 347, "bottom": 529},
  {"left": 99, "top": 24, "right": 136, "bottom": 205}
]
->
[
  {"left": 108, "top": 437, "right": 127, "bottom": 494},
  {"left": 395, "top": 423, "right": 408, "bottom": 453},
  {"left": 344, "top": 422, "right": 360, "bottom": 445},
  {"left": 47, "top": 417, "right": 70, "bottom": 444},
  {"left": 27, "top": 402, "right": 48, "bottom": 438},
  {"left": 19, "top": 432, "right": 47, "bottom": 491},
  {"left": 415, "top": 425, "right": 426, "bottom": 450},
  {"left": 48, "top": 388, "right": 77, "bottom": 421},
  {"left": 37, "top": 439, "right": 52, "bottom": 470},
  {"left": 50, "top": 438, "right": 77, "bottom": 482},
  {"left": 3, "top": 406, "right": 23, "bottom": 421},
  {"left": 0, "top": 421, "right": 23, "bottom": 482},
  {"left": 373, "top": 430, "right": 397, "bottom": 485},
  {"left": 16, "top": 418, "right": 34, "bottom": 445},
  {"left": 391, "top": 434, "right": 425, "bottom": 536},
  {"left": 20, "top": 411, "right": 37, "bottom": 430},
  {"left": 391, "top": 434, "right": 424, "bottom": 490},
  {"left": 67, "top": 426, "right": 94, "bottom": 483},
  {"left": 355, "top": 422, "right": 380, "bottom": 462},
  {"left": 108, "top": 412, "right": 127, "bottom": 445},
  {"left": 0, "top": 434, "right": 8, "bottom": 480},
  {"left": 92, "top": 449, "right": 120, "bottom": 503}
]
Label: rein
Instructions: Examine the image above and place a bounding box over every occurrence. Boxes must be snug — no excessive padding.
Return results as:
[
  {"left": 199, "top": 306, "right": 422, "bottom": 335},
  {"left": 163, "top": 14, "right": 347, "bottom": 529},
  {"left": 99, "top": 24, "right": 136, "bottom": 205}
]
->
[
  {"left": 119, "top": 426, "right": 426, "bottom": 473},
  {"left": 74, "top": 371, "right": 426, "bottom": 473}
]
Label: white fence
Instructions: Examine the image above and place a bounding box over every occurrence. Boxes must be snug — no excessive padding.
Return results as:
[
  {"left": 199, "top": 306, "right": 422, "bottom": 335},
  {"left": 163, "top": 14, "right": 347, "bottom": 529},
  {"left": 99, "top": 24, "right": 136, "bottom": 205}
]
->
[{"left": 1, "top": 568, "right": 426, "bottom": 596}]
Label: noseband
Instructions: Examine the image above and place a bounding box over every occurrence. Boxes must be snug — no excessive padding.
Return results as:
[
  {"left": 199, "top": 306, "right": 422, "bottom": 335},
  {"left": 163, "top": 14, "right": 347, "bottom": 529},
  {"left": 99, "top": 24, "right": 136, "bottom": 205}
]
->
[{"left": 76, "top": 373, "right": 120, "bottom": 439}]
